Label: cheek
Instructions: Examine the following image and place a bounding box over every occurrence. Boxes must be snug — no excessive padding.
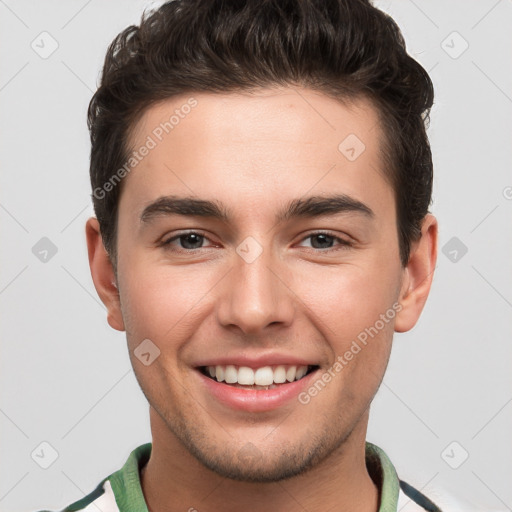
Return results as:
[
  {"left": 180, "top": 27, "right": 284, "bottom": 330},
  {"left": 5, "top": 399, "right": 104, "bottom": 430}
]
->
[
  {"left": 294, "top": 258, "right": 400, "bottom": 399},
  {"left": 118, "top": 258, "right": 217, "bottom": 347},
  {"left": 296, "top": 260, "right": 400, "bottom": 339}
]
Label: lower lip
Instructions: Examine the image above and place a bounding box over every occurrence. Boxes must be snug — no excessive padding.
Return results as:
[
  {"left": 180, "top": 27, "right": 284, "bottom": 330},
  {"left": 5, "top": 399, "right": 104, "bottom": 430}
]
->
[{"left": 195, "top": 368, "right": 319, "bottom": 413}]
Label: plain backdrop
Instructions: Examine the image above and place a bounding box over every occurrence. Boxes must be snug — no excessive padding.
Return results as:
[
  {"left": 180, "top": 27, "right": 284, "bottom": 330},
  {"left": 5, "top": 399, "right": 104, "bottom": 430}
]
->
[{"left": 1, "top": 0, "right": 511, "bottom": 510}]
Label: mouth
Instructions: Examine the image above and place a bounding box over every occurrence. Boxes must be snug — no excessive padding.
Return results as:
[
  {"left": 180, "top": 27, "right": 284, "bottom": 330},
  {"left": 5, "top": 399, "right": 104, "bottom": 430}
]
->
[{"left": 197, "top": 364, "right": 320, "bottom": 390}]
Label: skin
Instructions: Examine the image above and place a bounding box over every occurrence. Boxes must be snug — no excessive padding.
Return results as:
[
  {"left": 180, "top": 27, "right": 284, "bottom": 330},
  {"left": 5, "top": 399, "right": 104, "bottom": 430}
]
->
[{"left": 86, "top": 86, "right": 437, "bottom": 512}]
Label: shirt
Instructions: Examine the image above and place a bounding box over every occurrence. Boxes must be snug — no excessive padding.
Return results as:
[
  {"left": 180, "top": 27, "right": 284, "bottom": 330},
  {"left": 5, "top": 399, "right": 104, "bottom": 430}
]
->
[{"left": 37, "top": 442, "right": 443, "bottom": 512}]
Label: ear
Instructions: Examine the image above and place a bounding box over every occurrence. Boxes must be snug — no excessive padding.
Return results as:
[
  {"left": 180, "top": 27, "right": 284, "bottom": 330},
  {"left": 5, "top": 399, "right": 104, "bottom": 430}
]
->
[
  {"left": 85, "top": 217, "right": 125, "bottom": 332},
  {"left": 394, "top": 213, "right": 438, "bottom": 333}
]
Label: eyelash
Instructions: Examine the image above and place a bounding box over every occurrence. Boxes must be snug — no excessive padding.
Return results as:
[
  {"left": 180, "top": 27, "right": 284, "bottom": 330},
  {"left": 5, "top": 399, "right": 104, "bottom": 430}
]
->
[{"left": 159, "top": 230, "right": 353, "bottom": 254}]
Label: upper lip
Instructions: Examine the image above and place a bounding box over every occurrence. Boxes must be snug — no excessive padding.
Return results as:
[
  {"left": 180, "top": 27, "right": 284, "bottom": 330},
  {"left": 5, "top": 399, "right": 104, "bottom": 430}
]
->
[{"left": 194, "top": 353, "right": 320, "bottom": 369}]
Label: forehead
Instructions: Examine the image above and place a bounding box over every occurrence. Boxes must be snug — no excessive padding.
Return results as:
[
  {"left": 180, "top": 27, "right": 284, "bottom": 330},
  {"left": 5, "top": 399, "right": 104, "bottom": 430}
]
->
[
  {"left": 121, "top": 87, "right": 391, "bottom": 222},
  {"left": 128, "top": 87, "right": 381, "bottom": 155}
]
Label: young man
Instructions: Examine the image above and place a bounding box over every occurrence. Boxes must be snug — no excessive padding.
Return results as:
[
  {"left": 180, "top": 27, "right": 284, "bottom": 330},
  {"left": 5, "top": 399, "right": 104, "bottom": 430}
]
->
[{"left": 40, "top": 0, "right": 448, "bottom": 510}]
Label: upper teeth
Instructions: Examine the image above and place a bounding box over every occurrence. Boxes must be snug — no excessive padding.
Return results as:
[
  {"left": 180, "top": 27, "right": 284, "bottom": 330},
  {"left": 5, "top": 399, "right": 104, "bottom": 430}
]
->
[{"left": 207, "top": 365, "right": 310, "bottom": 385}]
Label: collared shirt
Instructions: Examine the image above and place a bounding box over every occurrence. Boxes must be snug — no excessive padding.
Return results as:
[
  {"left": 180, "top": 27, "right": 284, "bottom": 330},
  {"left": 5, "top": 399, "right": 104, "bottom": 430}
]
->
[{"left": 37, "top": 442, "right": 444, "bottom": 511}]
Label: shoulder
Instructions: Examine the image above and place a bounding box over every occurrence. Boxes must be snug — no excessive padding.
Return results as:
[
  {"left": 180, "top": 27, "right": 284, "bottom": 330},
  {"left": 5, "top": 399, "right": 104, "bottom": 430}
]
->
[
  {"left": 34, "top": 478, "right": 119, "bottom": 512},
  {"left": 398, "top": 479, "right": 508, "bottom": 512},
  {"left": 34, "top": 443, "right": 152, "bottom": 512},
  {"left": 398, "top": 479, "right": 442, "bottom": 511},
  {"left": 366, "top": 441, "right": 505, "bottom": 512}
]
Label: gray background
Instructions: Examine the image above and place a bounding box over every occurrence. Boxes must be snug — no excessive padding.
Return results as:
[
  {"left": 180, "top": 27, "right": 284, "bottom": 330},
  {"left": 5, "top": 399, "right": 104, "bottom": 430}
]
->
[{"left": 1, "top": 0, "right": 511, "bottom": 510}]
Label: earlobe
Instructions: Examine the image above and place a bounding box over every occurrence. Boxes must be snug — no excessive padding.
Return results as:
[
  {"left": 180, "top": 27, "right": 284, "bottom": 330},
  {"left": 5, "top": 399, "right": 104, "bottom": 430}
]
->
[
  {"left": 394, "top": 214, "right": 438, "bottom": 333},
  {"left": 85, "top": 217, "right": 125, "bottom": 332}
]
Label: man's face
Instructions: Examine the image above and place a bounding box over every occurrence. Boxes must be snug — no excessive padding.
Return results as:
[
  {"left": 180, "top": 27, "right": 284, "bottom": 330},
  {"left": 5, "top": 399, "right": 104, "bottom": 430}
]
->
[{"left": 115, "top": 87, "right": 405, "bottom": 481}]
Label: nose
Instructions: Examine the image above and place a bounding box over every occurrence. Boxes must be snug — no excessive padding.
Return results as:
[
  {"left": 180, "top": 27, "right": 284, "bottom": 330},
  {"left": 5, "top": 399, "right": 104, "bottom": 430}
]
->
[{"left": 216, "top": 242, "right": 296, "bottom": 335}]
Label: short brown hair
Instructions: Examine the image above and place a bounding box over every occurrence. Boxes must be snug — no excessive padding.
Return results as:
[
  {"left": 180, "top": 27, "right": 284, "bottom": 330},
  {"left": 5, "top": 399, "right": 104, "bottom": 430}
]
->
[{"left": 88, "top": 0, "right": 434, "bottom": 270}]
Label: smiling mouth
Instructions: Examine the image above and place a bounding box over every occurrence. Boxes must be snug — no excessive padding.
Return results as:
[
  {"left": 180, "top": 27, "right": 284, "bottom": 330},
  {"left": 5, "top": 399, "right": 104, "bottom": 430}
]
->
[{"left": 198, "top": 364, "right": 320, "bottom": 390}]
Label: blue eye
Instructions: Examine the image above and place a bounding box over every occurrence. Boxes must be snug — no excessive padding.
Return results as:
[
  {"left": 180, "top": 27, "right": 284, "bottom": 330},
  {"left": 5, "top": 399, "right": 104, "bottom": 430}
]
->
[
  {"left": 160, "top": 230, "right": 351, "bottom": 253},
  {"left": 298, "top": 232, "right": 352, "bottom": 251},
  {"left": 161, "top": 231, "right": 212, "bottom": 251}
]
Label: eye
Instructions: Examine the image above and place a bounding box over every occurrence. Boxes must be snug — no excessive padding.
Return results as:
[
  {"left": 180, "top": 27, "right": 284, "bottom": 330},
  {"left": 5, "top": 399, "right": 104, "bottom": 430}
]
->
[
  {"left": 159, "top": 230, "right": 352, "bottom": 254},
  {"left": 160, "top": 231, "right": 216, "bottom": 251},
  {"left": 297, "top": 232, "right": 352, "bottom": 251}
]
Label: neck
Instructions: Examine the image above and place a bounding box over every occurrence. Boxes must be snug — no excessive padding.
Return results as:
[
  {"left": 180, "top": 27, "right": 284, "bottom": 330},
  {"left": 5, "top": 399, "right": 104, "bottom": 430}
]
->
[{"left": 141, "top": 408, "right": 379, "bottom": 512}]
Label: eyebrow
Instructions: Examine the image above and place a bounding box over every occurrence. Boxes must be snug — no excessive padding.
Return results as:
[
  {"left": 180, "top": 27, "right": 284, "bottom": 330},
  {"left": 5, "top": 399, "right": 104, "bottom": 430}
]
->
[{"left": 140, "top": 194, "right": 374, "bottom": 224}]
